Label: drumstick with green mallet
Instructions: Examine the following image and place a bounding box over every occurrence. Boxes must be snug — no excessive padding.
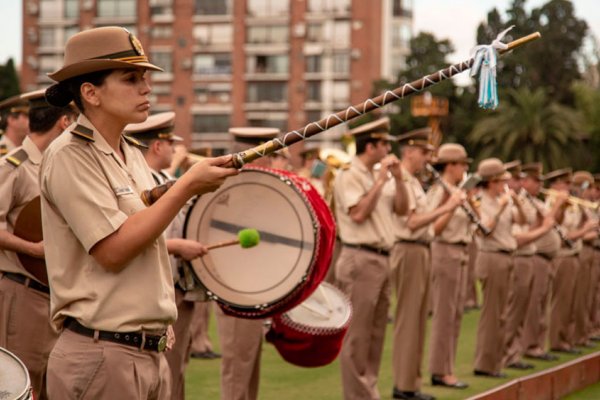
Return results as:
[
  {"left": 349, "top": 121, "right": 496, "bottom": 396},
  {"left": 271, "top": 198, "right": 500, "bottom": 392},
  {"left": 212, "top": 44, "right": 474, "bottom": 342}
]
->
[{"left": 206, "top": 228, "right": 261, "bottom": 251}]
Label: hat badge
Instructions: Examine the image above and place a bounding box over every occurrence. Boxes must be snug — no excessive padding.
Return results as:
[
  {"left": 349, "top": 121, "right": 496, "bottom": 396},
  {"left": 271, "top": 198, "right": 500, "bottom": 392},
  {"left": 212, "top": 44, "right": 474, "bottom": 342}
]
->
[{"left": 129, "top": 32, "right": 145, "bottom": 56}]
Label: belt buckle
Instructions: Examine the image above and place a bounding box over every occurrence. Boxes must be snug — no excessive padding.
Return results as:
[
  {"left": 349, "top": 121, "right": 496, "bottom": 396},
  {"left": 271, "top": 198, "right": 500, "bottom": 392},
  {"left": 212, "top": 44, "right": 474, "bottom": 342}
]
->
[{"left": 157, "top": 335, "right": 167, "bottom": 352}]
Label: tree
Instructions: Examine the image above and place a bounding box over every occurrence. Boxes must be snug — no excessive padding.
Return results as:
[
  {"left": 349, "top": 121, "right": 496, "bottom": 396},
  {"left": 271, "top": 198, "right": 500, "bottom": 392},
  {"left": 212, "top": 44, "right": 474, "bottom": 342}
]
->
[
  {"left": 0, "top": 58, "right": 21, "bottom": 101},
  {"left": 572, "top": 82, "right": 600, "bottom": 172},
  {"left": 467, "top": 87, "right": 587, "bottom": 171}
]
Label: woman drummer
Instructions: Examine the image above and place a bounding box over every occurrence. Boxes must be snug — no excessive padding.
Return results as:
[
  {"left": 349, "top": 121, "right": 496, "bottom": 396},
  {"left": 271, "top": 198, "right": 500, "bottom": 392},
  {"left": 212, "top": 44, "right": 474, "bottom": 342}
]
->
[{"left": 40, "top": 26, "right": 237, "bottom": 399}]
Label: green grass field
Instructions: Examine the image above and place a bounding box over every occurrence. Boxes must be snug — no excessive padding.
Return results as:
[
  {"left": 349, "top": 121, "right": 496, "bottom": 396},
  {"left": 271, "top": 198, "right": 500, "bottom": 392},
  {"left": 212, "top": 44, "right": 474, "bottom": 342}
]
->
[{"left": 184, "top": 303, "right": 600, "bottom": 399}]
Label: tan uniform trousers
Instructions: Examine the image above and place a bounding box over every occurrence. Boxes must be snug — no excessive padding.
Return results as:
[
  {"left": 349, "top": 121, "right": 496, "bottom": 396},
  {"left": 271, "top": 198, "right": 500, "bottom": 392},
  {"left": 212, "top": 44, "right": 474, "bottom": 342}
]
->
[
  {"left": 47, "top": 329, "right": 171, "bottom": 399},
  {"left": 215, "top": 308, "right": 263, "bottom": 400},
  {"left": 0, "top": 276, "right": 58, "bottom": 400},
  {"left": 190, "top": 301, "right": 215, "bottom": 354},
  {"left": 474, "top": 251, "right": 513, "bottom": 374},
  {"left": 390, "top": 242, "right": 430, "bottom": 392},
  {"left": 522, "top": 255, "right": 553, "bottom": 355},
  {"left": 503, "top": 255, "right": 535, "bottom": 366},
  {"left": 591, "top": 249, "right": 600, "bottom": 334},
  {"left": 575, "top": 245, "right": 595, "bottom": 342},
  {"left": 324, "top": 238, "right": 342, "bottom": 285},
  {"left": 428, "top": 242, "right": 468, "bottom": 376},
  {"left": 465, "top": 241, "right": 479, "bottom": 308},
  {"left": 164, "top": 287, "right": 195, "bottom": 400},
  {"left": 336, "top": 247, "right": 390, "bottom": 400},
  {"left": 549, "top": 255, "right": 579, "bottom": 350}
]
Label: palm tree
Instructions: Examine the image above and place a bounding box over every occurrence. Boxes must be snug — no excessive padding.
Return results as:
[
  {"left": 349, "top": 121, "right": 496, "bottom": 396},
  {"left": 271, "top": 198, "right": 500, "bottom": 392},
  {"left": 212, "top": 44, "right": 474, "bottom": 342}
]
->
[{"left": 467, "top": 87, "right": 587, "bottom": 171}]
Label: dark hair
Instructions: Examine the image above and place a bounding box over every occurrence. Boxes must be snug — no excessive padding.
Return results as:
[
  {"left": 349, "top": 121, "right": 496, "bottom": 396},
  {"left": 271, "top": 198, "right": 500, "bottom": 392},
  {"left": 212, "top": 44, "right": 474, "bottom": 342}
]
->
[
  {"left": 45, "top": 69, "right": 113, "bottom": 112},
  {"left": 355, "top": 136, "right": 383, "bottom": 155},
  {"left": 0, "top": 110, "right": 26, "bottom": 130},
  {"left": 29, "top": 105, "right": 77, "bottom": 133}
]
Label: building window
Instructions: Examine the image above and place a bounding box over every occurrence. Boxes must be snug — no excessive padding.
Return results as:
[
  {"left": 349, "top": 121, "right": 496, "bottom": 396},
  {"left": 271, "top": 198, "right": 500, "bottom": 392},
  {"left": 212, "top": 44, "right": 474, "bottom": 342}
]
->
[
  {"left": 393, "top": 0, "right": 412, "bottom": 17},
  {"left": 65, "top": 0, "right": 79, "bottom": 18},
  {"left": 193, "top": 54, "right": 232, "bottom": 75},
  {"left": 307, "top": 0, "right": 350, "bottom": 13},
  {"left": 247, "top": 117, "right": 287, "bottom": 131},
  {"left": 246, "top": 25, "right": 288, "bottom": 44},
  {"left": 40, "top": 0, "right": 61, "bottom": 19},
  {"left": 247, "top": 55, "right": 289, "bottom": 74},
  {"left": 193, "top": 24, "right": 233, "bottom": 45},
  {"left": 193, "top": 114, "right": 230, "bottom": 133},
  {"left": 194, "top": 84, "right": 232, "bottom": 103},
  {"left": 247, "top": 0, "right": 289, "bottom": 17},
  {"left": 97, "top": 0, "right": 136, "bottom": 17},
  {"left": 306, "top": 23, "right": 322, "bottom": 42},
  {"left": 150, "top": 0, "right": 173, "bottom": 17},
  {"left": 151, "top": 25, "right": 173, "bottom": 39},
  {"left": 195, "top": 0, "right": 232, "bottom": 15},
  {"left": 247, "top": 82, "right": 288, "bottom": 102},
  {"left": 151, "top": 51, "right": 173, "bottom": 73},
  {"left": 332, "top": 53, "right": 350, "bottom": 74},
  {"left": 39, "top": 27, "right": 59, "bottom": 48},
  {"left": 332, "top": 81, "right": 350, "bottom": 103},
  {"left": 306, "top": 110, "right": 322, "bottom": 123},
  {"left": 305, "top": 55, "right": 321, "bottom": 73},
  {"left": 332, "top": 21, "right": 350, "bottom": 47},
  {"left": 39, "top": 55, "right": 62, "bottom": 76},
  {"left": 306, "top": 81, "right": 321, "bottom": 102}
]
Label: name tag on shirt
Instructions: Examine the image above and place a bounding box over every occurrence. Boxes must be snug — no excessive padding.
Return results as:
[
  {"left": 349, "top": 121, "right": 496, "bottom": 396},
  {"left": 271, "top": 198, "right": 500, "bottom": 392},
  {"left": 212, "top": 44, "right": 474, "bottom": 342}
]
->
[{"left": 114, "top": 186, "right": 135, "bottom": 197}]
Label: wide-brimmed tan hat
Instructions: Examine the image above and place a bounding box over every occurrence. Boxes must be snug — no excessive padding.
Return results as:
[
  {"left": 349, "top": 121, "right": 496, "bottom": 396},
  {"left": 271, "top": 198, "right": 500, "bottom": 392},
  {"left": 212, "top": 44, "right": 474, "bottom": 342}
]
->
[
  {"left": 397, "top": 127, "right": 436, "bottom": 151},
  {"left": 0, "top": 94, "right": 29, "bottom": 115},
  {"left": 432, "top": 143, "right": 471, "bottom": 164},
  {"left": 572, "top": 171, "right": 594, "bottom": 188},
  {"left": 229, "top": 127, "right": 280, "bottom": 145},
  {"left": 124, "top": 111, "right": 183, "bottom": 143},
  {"left": 477, "top": 158, "right": 511, "bottom": 181},
  {"left": 48, "top": 26, "right": 163, "bottom": 82},
  {"left": 504, "top": 160, "right": 522, "bottom": 177},
  {"left": 543, "top": 168, "right": 572, "bottom": 184},
  {"left": 349, "top": 117, "right": 395, "bottom": 142},
  {"left": 521, "top": 162, "right": 544, "bottom": 180}
]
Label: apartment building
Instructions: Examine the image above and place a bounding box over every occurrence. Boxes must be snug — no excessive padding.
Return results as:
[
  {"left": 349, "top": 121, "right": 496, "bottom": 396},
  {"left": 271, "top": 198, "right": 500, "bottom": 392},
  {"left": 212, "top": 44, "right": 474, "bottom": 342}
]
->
[{"left": 21, "top": 0, "right": 413, "bottom": 153}]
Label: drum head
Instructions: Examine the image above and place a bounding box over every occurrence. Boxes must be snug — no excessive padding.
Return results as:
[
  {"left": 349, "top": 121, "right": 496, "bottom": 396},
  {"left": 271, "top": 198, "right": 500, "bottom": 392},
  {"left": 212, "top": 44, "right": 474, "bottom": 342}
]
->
[
  {"left": 185, "top": 169, "right": 319, "bottom": 312},
  {"left": 0, "top": 347, "right": 31, "bottom": 400},
  {"left": 285, "top": 282, "right": 351, "bottom": 332}
]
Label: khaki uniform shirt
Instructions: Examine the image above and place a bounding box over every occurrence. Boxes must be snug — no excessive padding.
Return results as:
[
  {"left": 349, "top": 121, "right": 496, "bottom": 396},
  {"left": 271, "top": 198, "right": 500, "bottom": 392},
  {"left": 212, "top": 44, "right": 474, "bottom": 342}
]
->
[
  {"left": 0, "top": 135, "right": 17, "bottom": 157},
  {"left": 40, "top": 115, "right": 177, "bottom": 332},
  {"left": 427, "top": 182, "right": 472, "bottom": 244},
  {"left": 521, "top": 193, "right": 560, "bottom": 257},
  {"left": 334, "top": 157, "right": 395, "bottom": 250},
  {"left": 476, "top": 191, "right": 517, "bottom": 252},
  {"left": 0, "top": 137, "right": 43, "bottom": 279},
  {"left": 556, "top": 203, "right": 583, "bottom": 257},
  {"left": 393, "top": 166, "right": 434, "bottom": 242},
  {"left": 513, "top": 191, "right": 537, "bottom": 256}
]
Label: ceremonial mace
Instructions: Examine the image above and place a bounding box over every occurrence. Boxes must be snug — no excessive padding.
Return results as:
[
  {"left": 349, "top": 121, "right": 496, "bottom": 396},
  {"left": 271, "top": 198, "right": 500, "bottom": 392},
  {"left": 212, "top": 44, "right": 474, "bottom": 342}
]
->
[{"left": 145, "top": 32, "right": 541, "bottom": 206}]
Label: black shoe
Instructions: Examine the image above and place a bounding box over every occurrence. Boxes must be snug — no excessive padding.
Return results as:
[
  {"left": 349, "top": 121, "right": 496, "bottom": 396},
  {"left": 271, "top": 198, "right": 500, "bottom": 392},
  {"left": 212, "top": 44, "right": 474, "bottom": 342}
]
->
[
  {"left": 525, "top": 352, "right": 559, "bottom": 361},
  {"left": 507, "top": 361, "right": 535, "bottom": 370},
  {"left": 431, "top": 375, "right": 469, "bottom": 389},
  {"left": 551, "top": 347, "right": 582, "bottom": 355},
  {"left": 590, "top": 336, "right": 600, "bottom": 342},
  {"left": 473, "top": 369, "right": 507, "bottom": 378},
  {"left": 392, "top": 388, "right": 436, "bottom": 400},
  {"left": 579, "top": 341, "right": 596, "bottom": 348}
]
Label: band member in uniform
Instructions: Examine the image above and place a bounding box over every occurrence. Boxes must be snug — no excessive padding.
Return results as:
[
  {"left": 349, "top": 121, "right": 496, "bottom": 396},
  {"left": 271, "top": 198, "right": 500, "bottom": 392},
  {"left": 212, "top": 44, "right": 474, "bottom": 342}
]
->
[
  {"left": 427, "top": 143, "right": 472, "bottom": 390},
  {"left": 125, "top": 111, "right": 210, "bottom": 400},
  {"left": 502, "top": 161, "right": 556, "bottom": 370},
  {"left": 590, "top": 175, "right": 600, "bottom": 339},
  {"left": 472, "top": 158, "right": 523, "bottom": 378},
  {"left": 0, "top": 89, "right": 76, "bottom": 399},
  {"left": 333, "top": 117, "right": 406, "bottom": 400},
  {"left": 520, "top": 163, "right": 562, "bottom": 361},
  {"left": 0, "top": 94, "right": 30, "bottom": 156},
  {"left": 297, "top": 145, "right": 325, "bottom": 197},
  {"left": 40, "top": 27, "right": 237, "bottom": 399},
  {"left": 214, "top": 126, "right": 280, "bottom": 400},
  {"left": 546, "top": 169, "right": 598, "bottom": 354},
  {"left": 391, "top": 129, "right": 464, "bottom": 400},
  {"left": 189, "top": 302, "right": 220, "bottom": 359}
]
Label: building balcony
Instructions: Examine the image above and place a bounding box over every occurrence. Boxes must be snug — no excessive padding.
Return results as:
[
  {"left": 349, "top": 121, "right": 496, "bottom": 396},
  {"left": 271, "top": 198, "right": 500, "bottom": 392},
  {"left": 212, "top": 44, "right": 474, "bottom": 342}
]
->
[
  {"left": 244, "top": 102, "right": 288, "bottom": 111},
  {"left": 245, "top": 72, "right": 289, "bottom": 81}
]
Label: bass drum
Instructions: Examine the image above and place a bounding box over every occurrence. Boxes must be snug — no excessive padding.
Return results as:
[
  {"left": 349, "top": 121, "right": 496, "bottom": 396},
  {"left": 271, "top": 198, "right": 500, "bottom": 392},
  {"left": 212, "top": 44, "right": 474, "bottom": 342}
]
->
[
  {"left": 184, "top": 167, "right": 336, "bottom": 319},
  {"left": 0, "top": 347, "right": 33, "bottom": 400}
]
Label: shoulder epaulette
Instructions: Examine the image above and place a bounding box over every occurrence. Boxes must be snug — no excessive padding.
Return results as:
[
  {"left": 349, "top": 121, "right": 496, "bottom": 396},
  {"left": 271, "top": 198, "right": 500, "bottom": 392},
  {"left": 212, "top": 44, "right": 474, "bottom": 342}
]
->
[
  {"left": 0, "top": 143, "right": 7, "bottom": 157},
  {"left": 71, "top": 124, "right": 95, "bottom": 142},
  {"left": 123, "top": 135, "right": 148, "bottom": 149},
  {"left": 5, "top": 148, "right": 28, "bottom": 168}
]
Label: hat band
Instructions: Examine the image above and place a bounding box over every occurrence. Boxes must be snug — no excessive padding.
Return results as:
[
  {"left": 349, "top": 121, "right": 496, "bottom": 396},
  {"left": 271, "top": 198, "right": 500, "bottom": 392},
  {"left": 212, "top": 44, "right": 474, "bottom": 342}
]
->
[
  {"left": 406, "top": 139, "right": 430, "bottom": 147},
  {"left": 92, "top": 49, "right": 149, "bottom": 64},
  {"left": 8, "top": 106, "right": 29, "bottom": 114}
]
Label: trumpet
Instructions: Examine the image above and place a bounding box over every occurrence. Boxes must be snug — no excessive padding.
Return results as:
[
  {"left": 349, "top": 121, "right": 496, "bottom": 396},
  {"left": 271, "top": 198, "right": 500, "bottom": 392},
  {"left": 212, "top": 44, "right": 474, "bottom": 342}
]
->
[{"left": 540, "top": 188, "right": 599, "bottom": 211}]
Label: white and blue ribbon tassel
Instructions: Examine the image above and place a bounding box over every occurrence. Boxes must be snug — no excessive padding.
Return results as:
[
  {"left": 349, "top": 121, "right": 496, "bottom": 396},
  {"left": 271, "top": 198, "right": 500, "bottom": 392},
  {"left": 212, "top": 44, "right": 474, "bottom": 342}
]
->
[{"left": 470, "top": 25, "right": 514, "bottom": 110}]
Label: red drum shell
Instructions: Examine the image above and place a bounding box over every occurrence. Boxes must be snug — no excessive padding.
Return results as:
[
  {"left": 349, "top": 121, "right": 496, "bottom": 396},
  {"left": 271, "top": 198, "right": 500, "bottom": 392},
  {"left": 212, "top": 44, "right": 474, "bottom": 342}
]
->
[{"left": 184, "top": 166, "right": 336, "bottom": 319}]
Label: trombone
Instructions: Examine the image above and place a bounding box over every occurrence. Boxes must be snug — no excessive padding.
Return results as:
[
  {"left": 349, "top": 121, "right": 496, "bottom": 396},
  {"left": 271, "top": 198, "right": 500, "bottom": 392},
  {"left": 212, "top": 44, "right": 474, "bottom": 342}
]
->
[{"left": 539, "top": 188, "right": 599, "bottom": 211}]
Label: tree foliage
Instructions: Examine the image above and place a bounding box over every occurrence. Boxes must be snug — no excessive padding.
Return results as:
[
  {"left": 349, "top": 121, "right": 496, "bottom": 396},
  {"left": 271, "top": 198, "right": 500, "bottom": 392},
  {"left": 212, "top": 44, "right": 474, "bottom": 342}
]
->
[{"left": 0, "top": 58, "right": 21, "bottom": 101}]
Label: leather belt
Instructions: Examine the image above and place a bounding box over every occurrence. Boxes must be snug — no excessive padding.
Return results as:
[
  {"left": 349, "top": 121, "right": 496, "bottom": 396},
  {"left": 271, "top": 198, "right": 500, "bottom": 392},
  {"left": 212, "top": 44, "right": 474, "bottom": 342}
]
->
[
  {"left": 2, "top": 272, "right": 50, "bottom": 294},
  {"left": 343, "top": 243, "right": 389, "bottom": 257},
  {"left": 536, "top": 253, "right": 553, "bottom": 261},
  {"left": 436, "top": 241, "right": 468, "bottom": 247},
  {"left": 396, "top": 239, "right": 430, "bottom": 248},
  {"left": 64, "top": 317, "right": 168, "bottom": 352}
]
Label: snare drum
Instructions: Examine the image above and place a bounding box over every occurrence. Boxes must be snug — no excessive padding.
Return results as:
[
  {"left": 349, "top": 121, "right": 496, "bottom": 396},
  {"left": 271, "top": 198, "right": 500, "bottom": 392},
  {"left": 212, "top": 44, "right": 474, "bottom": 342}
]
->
[
  {"left": 266, "top": 282, "right": 352, "bottom": 367},
  {"left": 0, "top": 347, "right": 33, "bottom": 400},
  {"left": 184, "top": 167, "right": 336, "bottom": 319}
]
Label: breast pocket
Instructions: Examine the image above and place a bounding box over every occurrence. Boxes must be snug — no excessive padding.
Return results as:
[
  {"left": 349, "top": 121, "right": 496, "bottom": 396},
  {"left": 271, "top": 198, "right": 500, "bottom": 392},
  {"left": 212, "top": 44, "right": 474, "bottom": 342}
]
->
[{"left": 117, "top": 193, "right": 146, "bottom": 216}]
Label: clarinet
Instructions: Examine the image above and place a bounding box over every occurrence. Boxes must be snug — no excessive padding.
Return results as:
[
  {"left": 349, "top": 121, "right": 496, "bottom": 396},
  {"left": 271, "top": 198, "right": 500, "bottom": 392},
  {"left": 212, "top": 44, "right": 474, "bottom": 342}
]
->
[
  {"left": 523, "top": 191, "right": 575, "bottom": 249},
  {"left": 426, "top": 164, "right": 491, "bottom": 236}
]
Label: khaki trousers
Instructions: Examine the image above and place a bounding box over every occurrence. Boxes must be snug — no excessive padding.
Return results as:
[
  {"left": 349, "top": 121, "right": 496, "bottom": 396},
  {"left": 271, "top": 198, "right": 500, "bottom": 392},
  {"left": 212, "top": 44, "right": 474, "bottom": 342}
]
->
[
  {"left": 465, "top": 241, "right": 479, "bottom": 308},
  {"left": 428, "top": 242, "right": 468, "bottom": 376},
  {"left": 164, "top": 288, "right": 195, "bottom": 400},
  {"left": 189, "top": 301, "right": 215, "bottom": 353},
  {"left": 390, "top": 242, "right": 430, "bottom": 392},
  {"left": 591, "top": 249, "right": 600, "bottom": 334},
  {"left": 473, "top": 251, "right": 513, "bottom": 374},
  {"left": 549, "top": 255, "right": 579, "bottom": 350},
  {"left": 522, "top": 255, "right": 553, "bottom": 354},
  {"left": 336, "top": 247, "right": 390, "bottom": 400},
  {"left": 575, "top": 245, "right": 595, "bottom": 342},
  {"left": 503, "top": 255, "right": 535, "bottom": 366},
  {"left": 215, "top": 308, "right": 263, "bottom": 400},
  {"left": 0, "top": 275, "right": 58, "bottom": 400},
  {"left": 47, "top": 329, "right": 171, "bottom": 400}
]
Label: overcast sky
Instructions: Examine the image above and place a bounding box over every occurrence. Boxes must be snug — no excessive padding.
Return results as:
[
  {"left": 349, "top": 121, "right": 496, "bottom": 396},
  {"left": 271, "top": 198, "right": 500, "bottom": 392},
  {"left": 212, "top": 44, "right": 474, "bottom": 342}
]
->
[{"left": 0, "top": 0, "right": 598, "bottom": 79}]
